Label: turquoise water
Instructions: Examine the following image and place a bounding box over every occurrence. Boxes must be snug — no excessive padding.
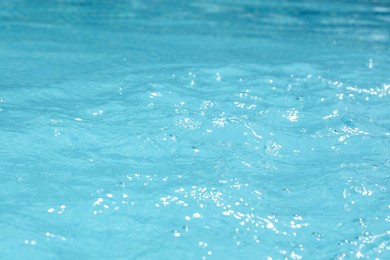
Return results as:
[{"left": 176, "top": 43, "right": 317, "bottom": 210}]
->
[{"left": 1, "top": 0, "right": 389, "bottom": 259}]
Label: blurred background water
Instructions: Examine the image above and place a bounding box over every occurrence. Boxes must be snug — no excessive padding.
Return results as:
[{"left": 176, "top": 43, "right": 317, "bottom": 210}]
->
[{"left": 0, "top": 0, "right": 389, "bottom": 259}]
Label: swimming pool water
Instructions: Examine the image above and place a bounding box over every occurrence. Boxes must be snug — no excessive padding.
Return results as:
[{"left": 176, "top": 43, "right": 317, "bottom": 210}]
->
[{"left": 0, "top": 0, "right": 389, "bottom": 259}]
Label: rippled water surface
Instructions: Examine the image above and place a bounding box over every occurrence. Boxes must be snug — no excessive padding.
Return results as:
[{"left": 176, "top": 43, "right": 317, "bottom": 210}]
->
[{"left": 1, "top": 0, "right": 390, "bottom": 259}]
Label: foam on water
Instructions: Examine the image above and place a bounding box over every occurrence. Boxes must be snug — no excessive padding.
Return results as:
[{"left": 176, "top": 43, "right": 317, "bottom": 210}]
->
[{"left": 0, "top": 0, "right": 389, "bottom": 259}]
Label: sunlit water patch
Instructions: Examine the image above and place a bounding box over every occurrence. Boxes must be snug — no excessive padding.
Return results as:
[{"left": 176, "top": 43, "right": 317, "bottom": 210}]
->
[{"left": 0, "top": 0, "right": 389, "bottom": 259}]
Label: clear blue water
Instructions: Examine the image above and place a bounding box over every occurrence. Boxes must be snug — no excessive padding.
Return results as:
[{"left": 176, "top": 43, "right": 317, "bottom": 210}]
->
[{"left": 1, "top": 0, "right": 389, "bottom": 259}]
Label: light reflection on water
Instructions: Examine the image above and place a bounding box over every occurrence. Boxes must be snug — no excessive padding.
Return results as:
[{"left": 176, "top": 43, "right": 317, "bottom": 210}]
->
[{"left": 0, "top": 0, "right": 389, "bottom": 259}]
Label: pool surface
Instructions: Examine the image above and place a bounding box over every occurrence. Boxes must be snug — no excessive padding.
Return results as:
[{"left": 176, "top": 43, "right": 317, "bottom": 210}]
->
[{"left": 0, "top": 0, "right": 389, "bottom": 259}]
